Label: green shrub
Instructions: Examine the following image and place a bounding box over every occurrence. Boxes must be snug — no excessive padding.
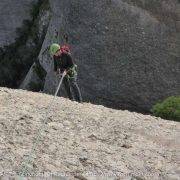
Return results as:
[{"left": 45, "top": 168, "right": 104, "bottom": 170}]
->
[
  {"left": 29, "top": 81, "right": 43, "bottom": 92},
  {"left": 30, "top": 0, "right": 43, "bottom": 20},
  {"left": 33, "top": 61, "right": 47, "bottom": 80},
  {"left": 152, "top": 96, "right": 180, "bottom": 122}
]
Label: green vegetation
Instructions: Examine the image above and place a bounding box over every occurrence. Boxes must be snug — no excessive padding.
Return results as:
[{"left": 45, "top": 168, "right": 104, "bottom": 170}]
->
[
  {"left": 0, "top": 0, "right": 50, "bottom": 88},
  {"left": 33, "top": 61, "right": 47, "bottom": 81},
  {"left": 152, "top": 96, "right": 180, "bottom": 122},
  {"left": 29, "top": 81, "right": 43, "bottom": 92},
  {"left": 26, "top": 61, "right": 47, "bottom": 92},
  {"left": 30, "top": 0, "right": 43, "bottom": 19}
]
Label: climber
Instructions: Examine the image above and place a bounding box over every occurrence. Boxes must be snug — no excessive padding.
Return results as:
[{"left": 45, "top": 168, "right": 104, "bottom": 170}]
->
[{"left": 49, "top": 43, "right": 82, "bottom": 103}]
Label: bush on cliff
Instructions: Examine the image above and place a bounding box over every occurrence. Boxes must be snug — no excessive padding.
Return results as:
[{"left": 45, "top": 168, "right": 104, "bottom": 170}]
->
[{"left": 152, "top": 96, "right": 180, "bottom": 122}]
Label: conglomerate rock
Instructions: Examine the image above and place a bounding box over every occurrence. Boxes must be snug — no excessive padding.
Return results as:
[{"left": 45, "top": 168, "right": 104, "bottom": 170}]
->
[{"left": 0, "top": 87, "right": 179, "bottom": 179}]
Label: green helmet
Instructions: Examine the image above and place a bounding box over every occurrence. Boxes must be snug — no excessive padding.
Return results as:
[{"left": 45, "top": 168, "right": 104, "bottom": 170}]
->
[{"left": 49, "top": 43, "right": 60, "bottom": 56}]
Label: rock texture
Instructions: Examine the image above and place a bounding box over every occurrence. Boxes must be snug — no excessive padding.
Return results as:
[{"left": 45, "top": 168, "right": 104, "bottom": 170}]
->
[
  {"left": 0, "top": 0, "right": 50, "bottom": 88},
  {"left": 19, "top": 1, "right": 51, "bottom": 91},
  {"left": 0, "top": 87, "right": 179, "bottom": 179},
  {"left": 1, "top": 0, "right": 180, "bottom": 112},
  {"left": 37, "top": 0, "right": 180, "bottom": 112},
  {"left": 0, "top": 0, "right": 36, "bottom": 47}
]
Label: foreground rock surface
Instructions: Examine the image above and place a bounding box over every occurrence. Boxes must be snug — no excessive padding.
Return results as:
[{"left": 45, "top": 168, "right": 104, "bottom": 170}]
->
[
  {"left": 0, "top": 87, "right": 179, "bottom": 180},
  {"left": 1, "top": 0, "right": 179, "bottom": 112}
]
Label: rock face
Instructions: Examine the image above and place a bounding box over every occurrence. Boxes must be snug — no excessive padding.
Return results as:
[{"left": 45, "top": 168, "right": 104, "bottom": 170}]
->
[
  {"left": 0, "top": 0, "right": 50, "bottom": 88},
  {"left": 38, "top": 0, "right": 180, "bottom": 112},
  {"left": 0, "top": 0, "right": 36, "bottom": 47},
  {"left": 1, "top": 0, "right": 180, "bottom": 112},
  {"left": 0, "top": 87, "right": 179, "bottom": 179}
]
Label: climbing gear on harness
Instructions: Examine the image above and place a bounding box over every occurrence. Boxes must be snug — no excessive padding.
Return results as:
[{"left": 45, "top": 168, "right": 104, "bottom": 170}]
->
[
  {"left": 66, "top": 65, "right": 78, "bottom": 79},
  {"left": 18, "top": 71, "right": 67, "bottom": 176},
  {"left": 50, "top": 43, "right": 60, "bottom": 56}
]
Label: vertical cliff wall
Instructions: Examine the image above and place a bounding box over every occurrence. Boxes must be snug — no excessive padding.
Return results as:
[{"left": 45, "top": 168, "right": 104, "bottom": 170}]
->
[
  {"left": 38, "top": 0, "right": 180, "bottom": 112},
  {"left": 1, "top": 0, "right": 179, "bottom": 112}
]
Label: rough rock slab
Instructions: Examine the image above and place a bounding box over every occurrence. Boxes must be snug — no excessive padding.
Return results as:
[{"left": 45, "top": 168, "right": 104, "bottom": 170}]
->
[{"left": 0, "top": 87, "right": 179, "bottom": 179}]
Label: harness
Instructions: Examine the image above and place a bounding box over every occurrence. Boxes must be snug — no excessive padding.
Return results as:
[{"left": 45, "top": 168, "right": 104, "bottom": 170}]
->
[{"left": 66, "top": 64, "right": 78, "bottom": 79}]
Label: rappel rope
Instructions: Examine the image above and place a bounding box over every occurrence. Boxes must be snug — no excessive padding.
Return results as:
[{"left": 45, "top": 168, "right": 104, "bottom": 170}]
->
[{"left": 18, "top": 71, "right": 66, "bottom": 177}]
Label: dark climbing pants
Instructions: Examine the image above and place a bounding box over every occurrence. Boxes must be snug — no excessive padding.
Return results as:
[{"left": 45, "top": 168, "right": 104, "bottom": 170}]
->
[{"left": 63, "top": 75, "right": 82, "bottom": 103}]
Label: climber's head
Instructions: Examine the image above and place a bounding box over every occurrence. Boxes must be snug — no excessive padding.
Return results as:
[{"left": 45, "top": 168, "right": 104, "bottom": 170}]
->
[{"left": 49, "top": 43, "right": 60, "bottom": 56}]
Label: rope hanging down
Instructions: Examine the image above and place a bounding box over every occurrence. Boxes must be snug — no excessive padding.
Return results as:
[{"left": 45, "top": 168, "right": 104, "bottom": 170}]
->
[{"left": 18, "top": 71, "right": 67, "bottom": 177}]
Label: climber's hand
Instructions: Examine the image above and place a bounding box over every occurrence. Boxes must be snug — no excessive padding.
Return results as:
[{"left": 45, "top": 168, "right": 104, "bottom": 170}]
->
[
  {"left": 63, "top": 70, "right": 67, "bottom": 76},
  {"left": 54, "top": 69, "right": 60, "bottom": 75}
]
